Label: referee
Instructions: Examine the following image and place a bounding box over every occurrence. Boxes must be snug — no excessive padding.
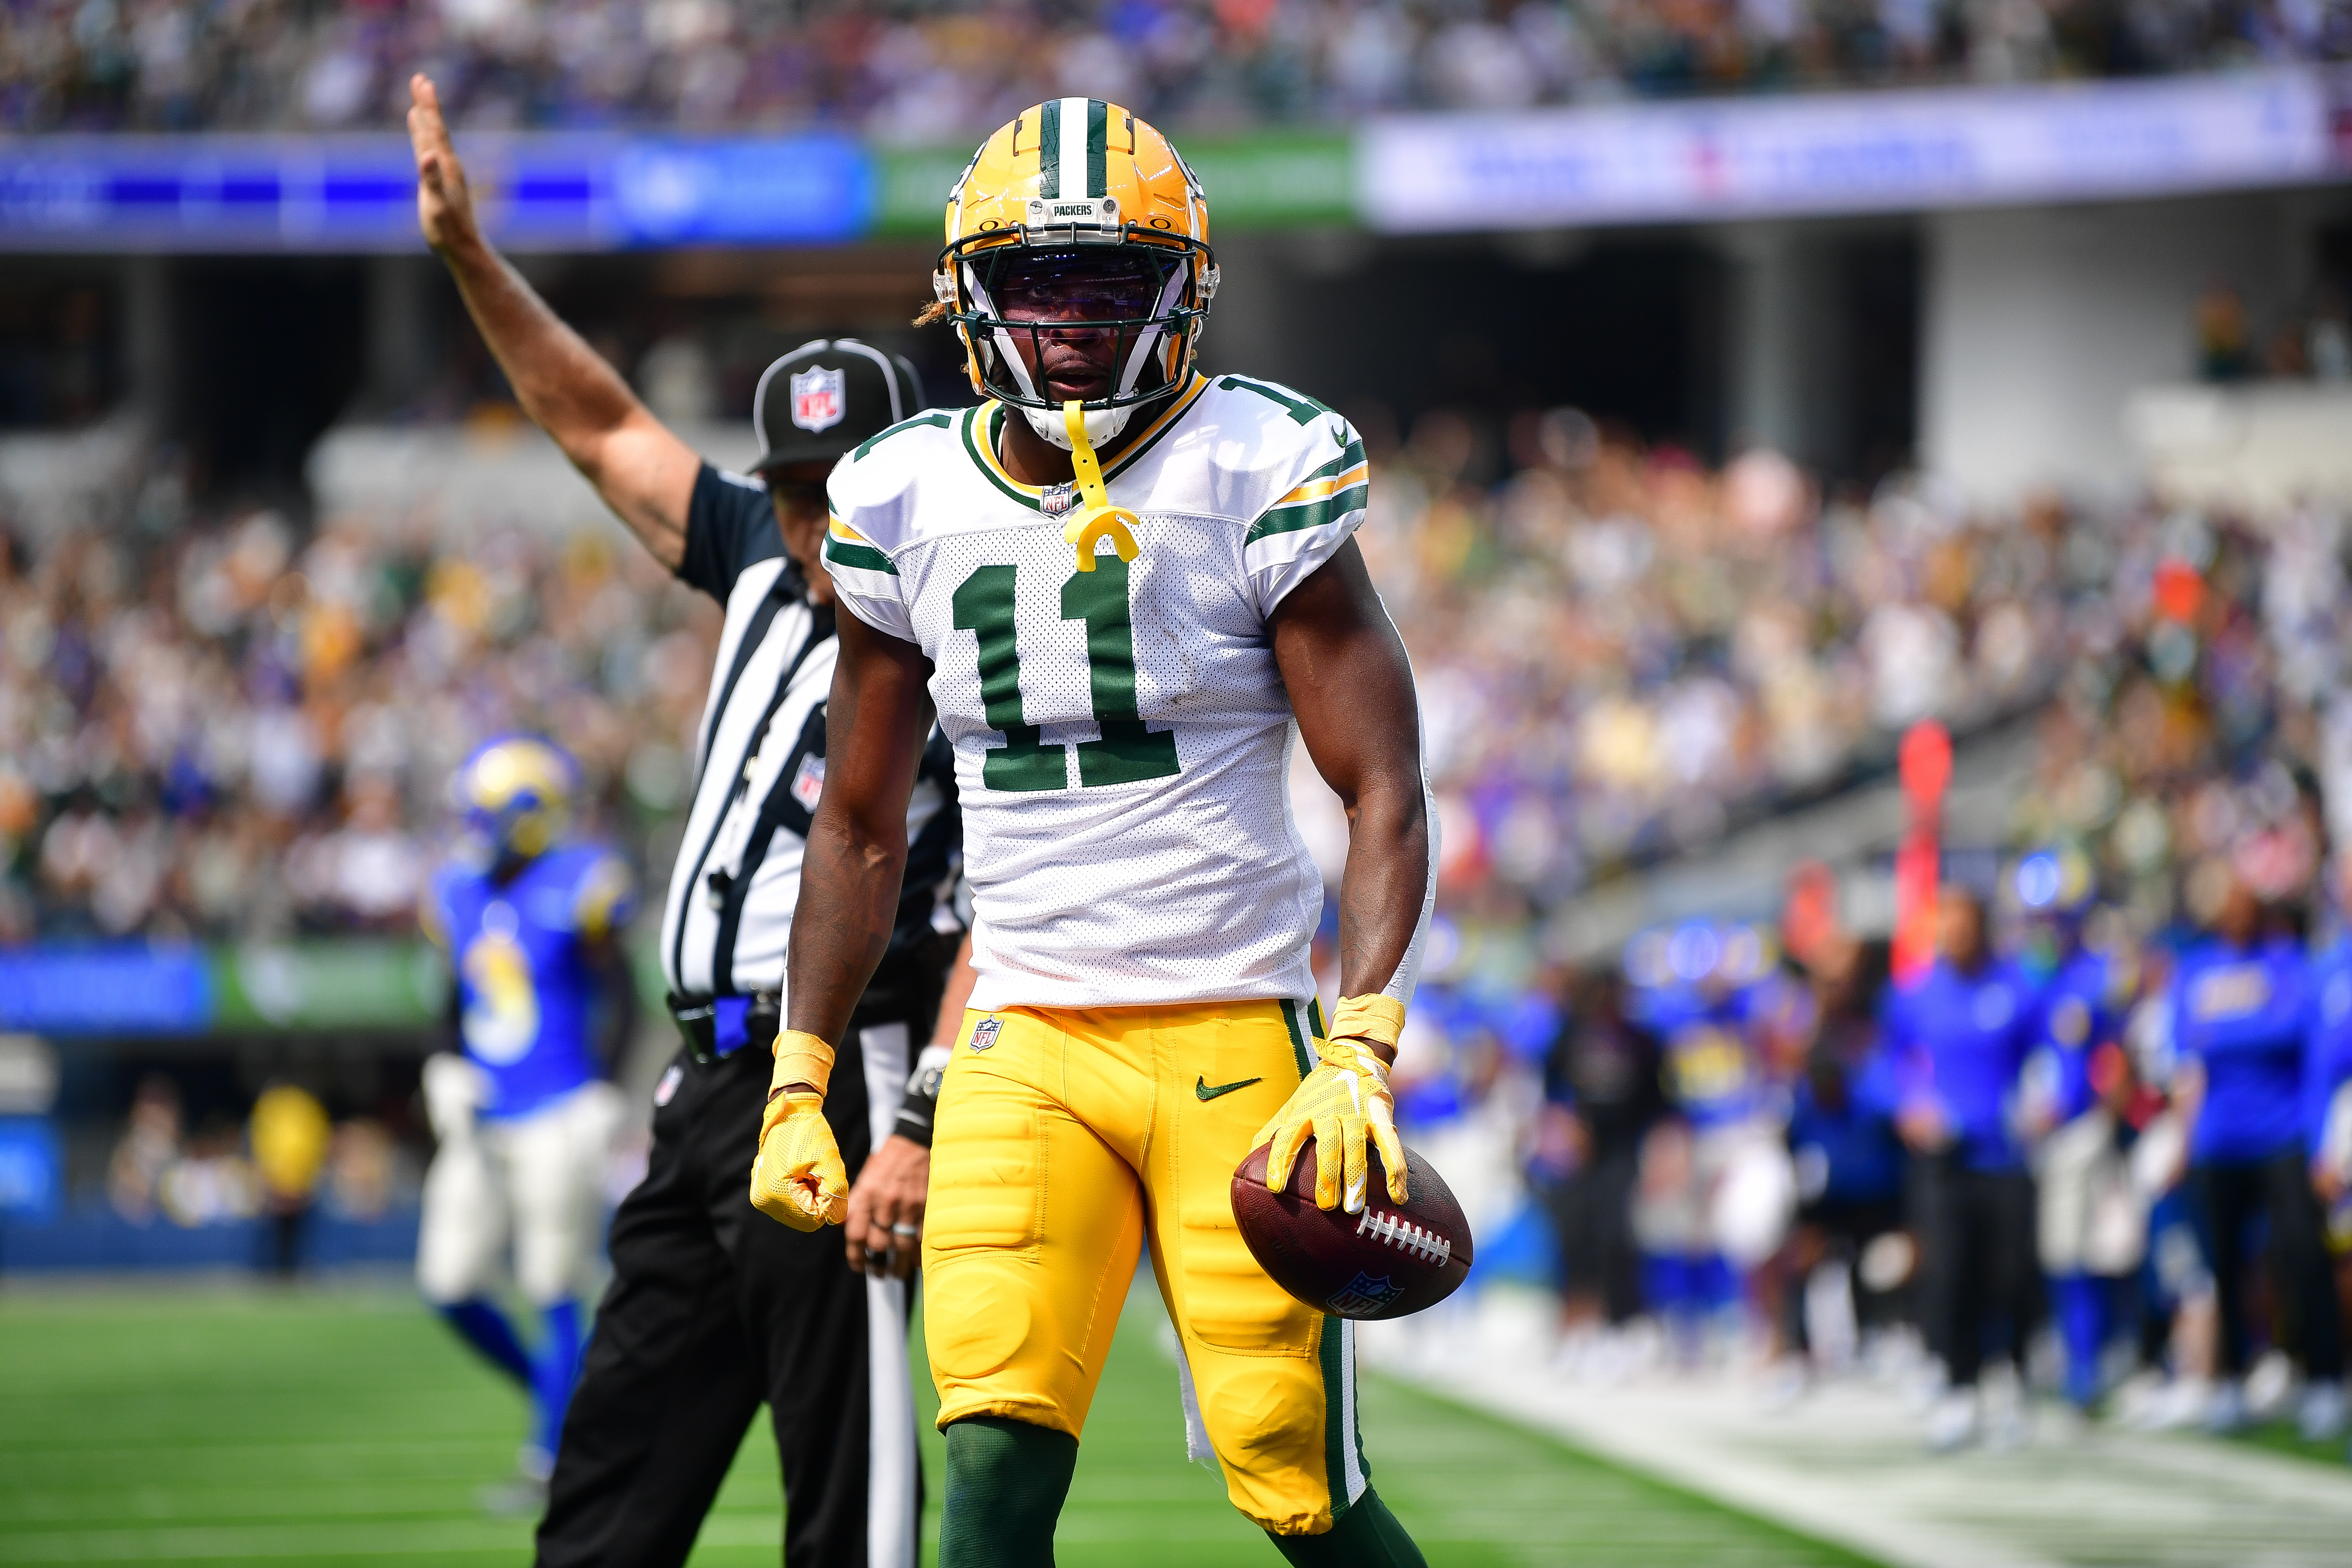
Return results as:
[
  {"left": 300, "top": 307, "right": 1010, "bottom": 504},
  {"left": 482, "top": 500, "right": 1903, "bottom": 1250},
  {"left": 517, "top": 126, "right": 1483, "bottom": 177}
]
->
[{"left": 410, "top": 76, "right": 965, "bottom": 1568}]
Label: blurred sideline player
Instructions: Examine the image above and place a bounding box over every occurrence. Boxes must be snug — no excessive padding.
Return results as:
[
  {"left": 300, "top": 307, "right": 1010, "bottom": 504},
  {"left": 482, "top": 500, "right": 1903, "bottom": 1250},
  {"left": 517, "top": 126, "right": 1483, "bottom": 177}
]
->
[
  {"left": 418, "top": 734, "right": 634, "bottom": 1497},
  {"left": 760, "top": 99, "right": 1438, "bottom": 1564},
  {"left": 1887, "top": 883, "right": 2043, "bottom": 1452},
  {"left": 2013, "top": 845, "right": 2144, "bottom": 1420}
]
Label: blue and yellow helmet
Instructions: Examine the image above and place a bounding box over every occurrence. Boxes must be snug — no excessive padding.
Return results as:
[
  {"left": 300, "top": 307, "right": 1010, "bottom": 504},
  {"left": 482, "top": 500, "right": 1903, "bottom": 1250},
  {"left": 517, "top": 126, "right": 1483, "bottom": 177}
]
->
[
  {"left": 453, "top": 735, "right": 578, "bottom": 862},
  {"left": 2014, "top": 843, "right": 2096, "bottom": 916}
]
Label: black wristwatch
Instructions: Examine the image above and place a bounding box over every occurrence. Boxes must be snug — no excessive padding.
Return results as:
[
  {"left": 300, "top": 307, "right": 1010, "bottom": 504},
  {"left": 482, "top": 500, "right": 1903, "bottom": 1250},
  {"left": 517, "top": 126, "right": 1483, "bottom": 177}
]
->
[{"left": 892, "top": 1046, "right": 951, "bottom": 1147}]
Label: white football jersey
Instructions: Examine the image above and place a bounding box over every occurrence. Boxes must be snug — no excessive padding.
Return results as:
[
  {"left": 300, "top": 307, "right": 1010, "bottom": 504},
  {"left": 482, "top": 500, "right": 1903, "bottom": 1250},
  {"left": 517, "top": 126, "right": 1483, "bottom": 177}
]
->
[{"left": 824, "top": 372, "right": 1368, "bottom": 1011}]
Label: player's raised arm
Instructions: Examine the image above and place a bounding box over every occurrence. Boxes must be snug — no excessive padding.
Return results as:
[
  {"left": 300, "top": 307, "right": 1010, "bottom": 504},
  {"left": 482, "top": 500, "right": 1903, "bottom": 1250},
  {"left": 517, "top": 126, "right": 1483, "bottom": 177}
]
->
[
  {"left": 747, "top": 608, "right": 936, "bottom": 1231},
  {"left": 1257, "top": 535, "right": 1435, "bottom": 1212},
  {"left": 407, "top": 74, "right": 698, "bottom": 572}
]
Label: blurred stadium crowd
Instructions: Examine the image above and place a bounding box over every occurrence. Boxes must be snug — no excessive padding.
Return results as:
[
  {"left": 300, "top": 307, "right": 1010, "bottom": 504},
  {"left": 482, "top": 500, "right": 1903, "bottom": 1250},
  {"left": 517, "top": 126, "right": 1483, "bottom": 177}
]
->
[
  {"left": 0, "top": 492, "right": 719, "bottom": 942},
  {"left": 3, "top": 409, "right": 2093, "bottom": 942},
  {"left": 8, "top": 0, "right": 2348, "bottom": 136}
]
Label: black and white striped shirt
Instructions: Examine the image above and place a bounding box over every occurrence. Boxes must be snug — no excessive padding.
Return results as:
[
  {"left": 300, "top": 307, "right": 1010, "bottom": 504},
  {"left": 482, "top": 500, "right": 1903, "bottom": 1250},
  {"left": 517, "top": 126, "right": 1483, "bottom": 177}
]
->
[{"left": 658, "top": 464, "right": 960, "bottom": 1004}]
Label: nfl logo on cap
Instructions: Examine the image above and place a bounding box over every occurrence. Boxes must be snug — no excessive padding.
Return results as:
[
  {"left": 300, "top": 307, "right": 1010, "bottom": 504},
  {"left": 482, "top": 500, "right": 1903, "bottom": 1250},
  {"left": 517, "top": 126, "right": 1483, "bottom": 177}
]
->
[{"left": 790, "top": 366, "right": 845, "bottom": 433}]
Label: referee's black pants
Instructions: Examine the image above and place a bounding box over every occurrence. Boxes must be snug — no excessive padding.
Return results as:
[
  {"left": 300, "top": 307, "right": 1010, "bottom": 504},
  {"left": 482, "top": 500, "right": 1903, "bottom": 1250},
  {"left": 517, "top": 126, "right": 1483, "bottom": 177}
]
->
[{"left": 536, "top": 1022, "right": 921, "bottom": 1568}]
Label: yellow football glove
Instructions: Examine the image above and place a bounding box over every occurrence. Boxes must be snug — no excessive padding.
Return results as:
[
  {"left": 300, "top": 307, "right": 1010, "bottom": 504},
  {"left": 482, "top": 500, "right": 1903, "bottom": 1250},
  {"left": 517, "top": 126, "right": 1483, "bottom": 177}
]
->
[
  {"left": 750, "top": 1030, "right": 849, "bottom": 1231},
  {"left": 1255, "top": 996, "right": 1410, "bottom": 1213}
]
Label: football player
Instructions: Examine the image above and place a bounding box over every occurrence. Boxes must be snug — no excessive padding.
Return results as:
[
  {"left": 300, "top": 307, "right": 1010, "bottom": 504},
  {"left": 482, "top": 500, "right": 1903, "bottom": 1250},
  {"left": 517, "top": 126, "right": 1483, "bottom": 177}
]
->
[
  {"left": 2012, "top": 846, "right": 2142, "bottom": 1419},
  {"left": 755, "top": 100, "right": 1435, "bottom": 1564},
  {"left": 417, "top": 735, "right": 633, "bottom": 1498},
  {"left": 2169, "top": 860, "right": 2342, "bottom": 1437}
]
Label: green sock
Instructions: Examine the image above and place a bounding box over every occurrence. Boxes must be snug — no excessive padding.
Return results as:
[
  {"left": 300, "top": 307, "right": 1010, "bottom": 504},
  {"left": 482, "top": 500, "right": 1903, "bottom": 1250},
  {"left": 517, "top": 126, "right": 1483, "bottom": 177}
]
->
[
  {"left": 1267, "top": 1488, "right": 1428, "bottom": 1568},
  {"left": 940, "top": 1416, "right": 1080, "bottom": 1568}
]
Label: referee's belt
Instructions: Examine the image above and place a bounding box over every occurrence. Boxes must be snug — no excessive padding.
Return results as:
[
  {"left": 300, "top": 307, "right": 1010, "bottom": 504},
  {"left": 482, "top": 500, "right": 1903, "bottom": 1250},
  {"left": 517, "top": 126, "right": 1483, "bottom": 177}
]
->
[{"left": 666, "top": 990, "right": 779, "bottom": 1065}]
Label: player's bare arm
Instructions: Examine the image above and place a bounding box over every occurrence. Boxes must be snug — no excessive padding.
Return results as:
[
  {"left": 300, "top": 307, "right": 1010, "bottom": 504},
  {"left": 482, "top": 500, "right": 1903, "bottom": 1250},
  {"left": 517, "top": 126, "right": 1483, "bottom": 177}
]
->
[
  {"left": 785, "top": 612, "right": 938, "bottom": 1052},
  {"left": 746, "top": 610, "right": 934, "bottom": 1231},
  {"left": 407, "top": 73, "right": 698, "bottom": 572},
  {"left": 1271, "top": 537, "right": 1430, "bottom": 1046},
  {"left": 1252, "top": 535, "right": 1433, "bottom": 1213}
]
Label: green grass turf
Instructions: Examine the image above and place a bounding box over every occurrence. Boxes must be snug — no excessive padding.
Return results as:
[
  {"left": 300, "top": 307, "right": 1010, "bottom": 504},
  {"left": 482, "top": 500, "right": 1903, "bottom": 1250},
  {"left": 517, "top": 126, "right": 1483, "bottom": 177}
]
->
[{"left": 0, "top": 1281, "right": 1880, "bottom": 1567}]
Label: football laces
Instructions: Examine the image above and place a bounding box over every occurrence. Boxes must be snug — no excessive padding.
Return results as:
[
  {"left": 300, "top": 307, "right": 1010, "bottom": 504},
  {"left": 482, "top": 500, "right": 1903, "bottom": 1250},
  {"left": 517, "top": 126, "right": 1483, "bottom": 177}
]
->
[{"left": 1354, "top": 1206, "right": 1451, "bottom": 1267}]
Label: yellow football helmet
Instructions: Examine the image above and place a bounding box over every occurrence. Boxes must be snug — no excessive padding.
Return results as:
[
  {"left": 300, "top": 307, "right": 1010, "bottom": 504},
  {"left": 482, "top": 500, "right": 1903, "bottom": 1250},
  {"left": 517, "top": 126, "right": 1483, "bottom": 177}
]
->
[
  {"left": 931, "top": 97, "right": 1217, "bottom": 449},
  {"left": 454, "top": 735, "right": 577, "bottom": 863}
]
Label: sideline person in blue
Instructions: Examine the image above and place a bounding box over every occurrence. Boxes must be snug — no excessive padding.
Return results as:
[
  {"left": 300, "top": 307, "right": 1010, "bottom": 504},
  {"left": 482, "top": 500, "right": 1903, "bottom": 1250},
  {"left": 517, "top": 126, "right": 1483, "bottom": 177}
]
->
[
  {"left": 417, "top": 735, "right": 636, "bottom": 1504},
  {"left": 2013, "top": 846, "right": 2140, "bottom": 1417},
  {"left": 1887, "top": 884, "right": 2043, "bottom": 1452},
  {"left": 2171, "top": 864, "right": 2343, "bottom": 1437}
]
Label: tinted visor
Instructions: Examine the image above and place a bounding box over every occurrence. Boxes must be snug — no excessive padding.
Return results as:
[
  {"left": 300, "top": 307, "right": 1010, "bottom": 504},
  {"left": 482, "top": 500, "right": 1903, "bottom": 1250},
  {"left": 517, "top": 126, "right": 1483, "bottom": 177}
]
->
[{"left": 982, "top": 246, "right": 1176, "bottom": 324}]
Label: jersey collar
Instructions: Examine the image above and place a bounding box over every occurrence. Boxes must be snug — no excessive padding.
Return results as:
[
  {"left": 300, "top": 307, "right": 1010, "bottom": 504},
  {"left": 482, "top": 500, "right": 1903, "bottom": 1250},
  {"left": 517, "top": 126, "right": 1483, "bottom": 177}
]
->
[{"left": 962, "top": 374, "right": 1210, "bottom": 512}]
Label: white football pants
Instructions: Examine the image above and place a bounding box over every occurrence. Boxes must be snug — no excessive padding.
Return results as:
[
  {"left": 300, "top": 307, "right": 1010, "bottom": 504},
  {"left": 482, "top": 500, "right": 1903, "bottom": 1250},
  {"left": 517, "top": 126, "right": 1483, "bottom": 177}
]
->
[{"left": 417, "top": 1055, "right": 625, "bottom": 1307}]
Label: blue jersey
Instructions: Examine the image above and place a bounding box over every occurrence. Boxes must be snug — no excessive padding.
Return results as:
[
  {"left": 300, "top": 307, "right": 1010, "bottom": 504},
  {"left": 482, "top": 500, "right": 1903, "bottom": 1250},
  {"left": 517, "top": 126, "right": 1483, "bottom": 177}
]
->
[
  {"left": 2169, "top": 936, "right": 2307, "bottom": 1163},
  {"left": 1637, "top": 985, "right": 1766, "bottom": 1131},
  {"left": 2022, "top": 946, "right": 2127, "bottom": 1129},
  {"left": 2304, "top": 940, "right": 2352, "bottom": 1157},
  {"left": 1886, "top": 958, "right": 2042, "bottom": 1170},
  {"left": 1789, "top": 1047, "right": 1904, "bottom": 1206},
  {"left": 424, "top": 842, "right": 636, "bottom": 1121}
]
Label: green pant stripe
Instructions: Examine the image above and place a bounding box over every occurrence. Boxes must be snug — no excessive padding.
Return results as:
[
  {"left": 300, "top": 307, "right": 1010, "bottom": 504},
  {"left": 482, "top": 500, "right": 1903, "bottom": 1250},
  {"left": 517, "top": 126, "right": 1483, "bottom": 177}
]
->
[{"left": 1278, "top": 998, "right": 1312, "bottom": 1078}]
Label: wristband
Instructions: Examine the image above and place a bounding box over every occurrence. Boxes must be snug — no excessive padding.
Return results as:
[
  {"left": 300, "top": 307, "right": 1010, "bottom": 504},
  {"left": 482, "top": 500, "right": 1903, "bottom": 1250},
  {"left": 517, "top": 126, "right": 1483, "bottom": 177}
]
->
[
  {"left": 769, "top": 1029, "right": 835, "bottom": 1101},
  {"left": 1329, "top": 994, "right": 1407, "bottom": 1051}
]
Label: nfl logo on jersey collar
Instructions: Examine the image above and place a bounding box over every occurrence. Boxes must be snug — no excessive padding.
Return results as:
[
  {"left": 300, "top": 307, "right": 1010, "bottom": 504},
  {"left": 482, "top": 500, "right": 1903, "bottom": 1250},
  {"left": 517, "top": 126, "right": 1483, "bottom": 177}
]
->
[
  {"left": 790, "top": 366, "right": 845, "bottom": 433},
  {"left": 1040, "top": 483, "right": 1078, "bottom": 517}
]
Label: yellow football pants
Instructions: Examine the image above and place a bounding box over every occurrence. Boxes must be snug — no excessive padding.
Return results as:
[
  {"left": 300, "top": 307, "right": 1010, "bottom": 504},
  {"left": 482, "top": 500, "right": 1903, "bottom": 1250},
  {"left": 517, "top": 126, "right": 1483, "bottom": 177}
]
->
[{"left": 920, "top": 998, "right": 1370, "bottom": 1536}]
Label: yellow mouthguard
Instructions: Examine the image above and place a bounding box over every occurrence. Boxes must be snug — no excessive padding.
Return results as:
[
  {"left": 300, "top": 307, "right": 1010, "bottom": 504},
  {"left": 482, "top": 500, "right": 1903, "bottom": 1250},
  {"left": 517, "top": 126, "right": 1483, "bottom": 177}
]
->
[{"left": 1060, "top": 400, "right": 1141, "bottom": 573}]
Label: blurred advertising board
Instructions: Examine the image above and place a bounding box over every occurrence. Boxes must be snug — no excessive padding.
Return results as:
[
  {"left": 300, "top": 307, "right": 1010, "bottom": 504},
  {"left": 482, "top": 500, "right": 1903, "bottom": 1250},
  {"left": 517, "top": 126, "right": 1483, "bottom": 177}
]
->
[
  {"left": 0, "top": 131, "right": 871, "bottom": 252},
  {"left": 1359, "top": 66, "right": 2349, "bottom": 233},
  {"left": 0, "top": 943, "right": 448, "bottom": 1036},
  {"left": 0, "top": 125, "right": 1342, "bottom": 252}
]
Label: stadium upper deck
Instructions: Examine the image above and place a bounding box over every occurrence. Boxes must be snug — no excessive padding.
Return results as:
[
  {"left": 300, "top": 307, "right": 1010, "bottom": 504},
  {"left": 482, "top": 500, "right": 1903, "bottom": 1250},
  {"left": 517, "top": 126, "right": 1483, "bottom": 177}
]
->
[{"left": 7, "top": 0, "right": 2347, "bottom": 138}]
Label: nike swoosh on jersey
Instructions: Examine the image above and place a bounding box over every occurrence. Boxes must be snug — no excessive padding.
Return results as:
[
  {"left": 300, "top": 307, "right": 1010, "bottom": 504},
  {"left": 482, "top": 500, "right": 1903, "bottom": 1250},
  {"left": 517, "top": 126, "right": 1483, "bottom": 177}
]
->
[{"left": 1195, "top": 1075, "right": 1263, "bottom": 1102}]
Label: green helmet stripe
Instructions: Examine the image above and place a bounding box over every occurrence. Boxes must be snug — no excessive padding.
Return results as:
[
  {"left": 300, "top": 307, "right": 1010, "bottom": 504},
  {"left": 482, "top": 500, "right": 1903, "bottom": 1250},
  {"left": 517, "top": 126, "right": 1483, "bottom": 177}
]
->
[
  {"left": 1086, "top": 99, "right": 1108, "bottom": 199},
  {"left": 1038, "top": 98, "right": 1062, "bottom": 198}
]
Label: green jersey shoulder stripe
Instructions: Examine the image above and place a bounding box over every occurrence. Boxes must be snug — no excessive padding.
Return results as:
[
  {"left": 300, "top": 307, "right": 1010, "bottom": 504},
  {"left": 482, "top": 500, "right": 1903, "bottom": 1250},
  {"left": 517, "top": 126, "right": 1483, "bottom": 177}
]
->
[
  {"left": 823, "top": 538, "right": 898, "bottom": 576},
  {"left": 1245, "top": 482, "right": 1370, "bottom": 546},
  {"left": 854, "top": 411, "right": 952, "bottom": 462}
]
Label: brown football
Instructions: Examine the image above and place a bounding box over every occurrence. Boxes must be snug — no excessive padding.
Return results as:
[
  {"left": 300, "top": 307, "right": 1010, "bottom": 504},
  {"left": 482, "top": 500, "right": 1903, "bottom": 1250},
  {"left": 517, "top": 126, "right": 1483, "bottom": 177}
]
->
[{"left": 1230, "top": 1141, "right": 1473, "bottom": 1320}]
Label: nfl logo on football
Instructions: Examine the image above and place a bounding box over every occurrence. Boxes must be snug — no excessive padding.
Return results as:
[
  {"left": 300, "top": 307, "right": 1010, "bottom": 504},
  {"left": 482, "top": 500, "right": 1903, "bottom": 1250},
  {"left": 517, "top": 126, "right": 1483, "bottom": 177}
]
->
[{"left": 790, "top": 366, "right": 845, "bottom": 433}]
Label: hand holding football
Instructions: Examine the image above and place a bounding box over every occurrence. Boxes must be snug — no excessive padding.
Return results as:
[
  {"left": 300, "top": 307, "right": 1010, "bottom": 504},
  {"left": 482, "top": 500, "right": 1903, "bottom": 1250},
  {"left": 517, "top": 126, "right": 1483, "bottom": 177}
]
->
[{"left": 1231, "top": 1141, "right": 1473, "bottom": 1320}]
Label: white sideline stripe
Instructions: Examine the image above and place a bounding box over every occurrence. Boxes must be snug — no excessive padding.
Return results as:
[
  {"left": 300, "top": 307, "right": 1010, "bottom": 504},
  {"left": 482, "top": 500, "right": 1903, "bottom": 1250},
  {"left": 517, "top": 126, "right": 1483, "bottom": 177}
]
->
[
  {"left": 1382, "top": 1347, "right": 2352, "bottom": 1568},
  {"left": 859, "top": 1022, "right": 919, "bottom": 1568}
]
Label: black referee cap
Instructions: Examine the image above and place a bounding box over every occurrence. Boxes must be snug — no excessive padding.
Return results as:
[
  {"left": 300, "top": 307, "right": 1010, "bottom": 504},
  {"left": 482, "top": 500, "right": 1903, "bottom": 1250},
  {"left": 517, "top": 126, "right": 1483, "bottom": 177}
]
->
[{"left": 750, "top": 338, "right": 926, "bottom": 473}]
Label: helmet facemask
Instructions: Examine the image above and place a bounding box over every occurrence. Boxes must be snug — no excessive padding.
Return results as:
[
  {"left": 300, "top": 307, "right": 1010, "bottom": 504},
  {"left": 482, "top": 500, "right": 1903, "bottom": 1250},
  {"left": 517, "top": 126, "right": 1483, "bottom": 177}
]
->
[{"left": 946, "top": 237, "right": 1213, "bottom": 450}]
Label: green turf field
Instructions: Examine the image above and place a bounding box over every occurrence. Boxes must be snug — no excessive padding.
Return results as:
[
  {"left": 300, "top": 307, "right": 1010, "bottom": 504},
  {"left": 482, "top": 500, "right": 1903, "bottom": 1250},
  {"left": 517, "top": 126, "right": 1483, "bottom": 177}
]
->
[{"left": 0, "top": 1281, "right": 1879, "bottom": 1566}]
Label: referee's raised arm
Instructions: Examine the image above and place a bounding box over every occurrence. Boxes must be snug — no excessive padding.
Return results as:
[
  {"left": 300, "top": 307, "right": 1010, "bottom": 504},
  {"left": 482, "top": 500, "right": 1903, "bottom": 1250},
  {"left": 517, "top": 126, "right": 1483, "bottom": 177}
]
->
[{"left": 407, "top": 72, "right": 698, "bottom": 572}]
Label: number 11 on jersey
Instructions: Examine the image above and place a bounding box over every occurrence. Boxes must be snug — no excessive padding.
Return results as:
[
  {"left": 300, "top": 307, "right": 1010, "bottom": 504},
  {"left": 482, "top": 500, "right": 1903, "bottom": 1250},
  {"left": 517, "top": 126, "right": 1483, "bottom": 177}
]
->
[{"left": 952, "top": 557, "right": 1181, "bottom": 792}]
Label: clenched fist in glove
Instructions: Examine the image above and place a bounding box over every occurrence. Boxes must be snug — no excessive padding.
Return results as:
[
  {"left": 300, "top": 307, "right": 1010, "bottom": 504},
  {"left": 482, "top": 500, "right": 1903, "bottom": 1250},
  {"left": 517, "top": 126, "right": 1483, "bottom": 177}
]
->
[
  {"left": 750, "top": 1031, "right": 849, "bottom": 1230},
  {"left": 1254, "top": 995, "right": 1410, "bottom": 1214}
]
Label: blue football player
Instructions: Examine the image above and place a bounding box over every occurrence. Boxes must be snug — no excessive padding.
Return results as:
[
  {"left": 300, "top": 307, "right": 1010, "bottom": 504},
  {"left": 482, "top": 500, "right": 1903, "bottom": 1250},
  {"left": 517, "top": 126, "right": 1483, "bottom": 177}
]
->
[
  {"left": 1885, "top": 883, "right": 2044, "bottom": 1451},
  {"left": 417, "top": 736, "right": 636, "bottom": 1501},
  {"left": 2012, "top": 845, "right": 2140, "bottom": 1419},
  {"left": 2169, "top": 858, "right": 2342, "bottom": 1437}
]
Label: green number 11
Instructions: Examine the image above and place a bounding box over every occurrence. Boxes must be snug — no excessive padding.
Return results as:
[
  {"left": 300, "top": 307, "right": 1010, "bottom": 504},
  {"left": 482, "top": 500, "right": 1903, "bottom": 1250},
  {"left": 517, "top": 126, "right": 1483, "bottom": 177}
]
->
[{"left": 951, "top": 557, "right": 1182, "bottom": 792}]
